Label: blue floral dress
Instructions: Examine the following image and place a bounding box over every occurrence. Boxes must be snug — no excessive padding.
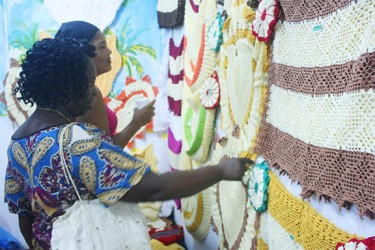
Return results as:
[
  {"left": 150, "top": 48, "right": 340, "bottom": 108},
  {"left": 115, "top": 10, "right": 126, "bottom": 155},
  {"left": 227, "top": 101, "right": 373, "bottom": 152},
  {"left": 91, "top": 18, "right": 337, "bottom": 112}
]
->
[{"left": 4, "top": 123, "right": 150, "bottom": 249}]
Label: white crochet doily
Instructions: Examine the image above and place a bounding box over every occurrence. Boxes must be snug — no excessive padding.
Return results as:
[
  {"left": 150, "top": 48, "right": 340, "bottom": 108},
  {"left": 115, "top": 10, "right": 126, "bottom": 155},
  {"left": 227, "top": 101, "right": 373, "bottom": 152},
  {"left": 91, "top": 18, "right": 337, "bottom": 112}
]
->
[{"left": 183, "top": 0, "right": 217, "bottom": 92}]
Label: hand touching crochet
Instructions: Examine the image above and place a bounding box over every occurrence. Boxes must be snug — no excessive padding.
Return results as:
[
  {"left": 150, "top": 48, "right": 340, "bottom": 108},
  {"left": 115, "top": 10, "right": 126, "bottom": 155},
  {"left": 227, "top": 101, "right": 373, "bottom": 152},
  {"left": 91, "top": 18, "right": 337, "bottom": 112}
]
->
[
  {"left": 218, "top": 157, "right": 253, "bottom": 180},
  {"left": 132, "top": 99, "right": 156, "bottom": 127},
  {"left": 122, "top": 157, "right": 254, "bottom": 202}
]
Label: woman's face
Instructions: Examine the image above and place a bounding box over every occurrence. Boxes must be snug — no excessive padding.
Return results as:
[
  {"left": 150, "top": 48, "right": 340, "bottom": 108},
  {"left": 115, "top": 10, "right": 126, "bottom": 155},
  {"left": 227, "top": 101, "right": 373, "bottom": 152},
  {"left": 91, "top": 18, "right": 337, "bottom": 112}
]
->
[
  {"left": 90, "top": 31, "right": 112, "bottom": 75},
  {"left": 66, "top": 59, "right": 98, "bottom": 117}
]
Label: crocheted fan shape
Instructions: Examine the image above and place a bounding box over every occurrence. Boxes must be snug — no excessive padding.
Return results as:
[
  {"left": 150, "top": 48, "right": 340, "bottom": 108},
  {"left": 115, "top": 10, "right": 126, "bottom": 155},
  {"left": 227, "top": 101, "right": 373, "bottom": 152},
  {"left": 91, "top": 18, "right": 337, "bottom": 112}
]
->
[
  {"left": 262, "top": 171, "right": 363, "bottom": 249},
  {"left": 167, "top": 37, "right": 184, "bottom": 116},
  {"left": 256, "top": 0, "right": 375, "bottom": 217},
  {"left": 247, "top": 161, "right": 270, "bottom": 212},
  {"left": 217, "top": 1, "right": 268, "bottom": 158},
  {"left": 258, "top": 212, "right": 303, "bottom": 250},
  {"left": 251, "top": 0, "right": 279, "bottom": 43},
  {"left": 105, "top": 76, "right": 158, "bottom": 148},
  {"left": 181, "top": 189, "right": 212, "bottom": 241},
  {"left": 181, "top": 85, "right": 215, "bottom": 163},
  {"left": 44, "top": 0, "right": 123, "bottom": 30},
  {"left": 3, "top": 62, "right": 35, "bottom": 125},
  {"left": 183, "top": 0, "right": 217, "bottom": 92},
  {"left": 199, "top": 71, "right": 220, "bottom": 109},
  {"left": 206, "top": 12, "right": 224, "bottom": 52},
  {"left": 96, "top": 34, "right": 122, "bottom": 97},
  {"left": 208, "top": 144, "right": 257, "bottom": 250}
]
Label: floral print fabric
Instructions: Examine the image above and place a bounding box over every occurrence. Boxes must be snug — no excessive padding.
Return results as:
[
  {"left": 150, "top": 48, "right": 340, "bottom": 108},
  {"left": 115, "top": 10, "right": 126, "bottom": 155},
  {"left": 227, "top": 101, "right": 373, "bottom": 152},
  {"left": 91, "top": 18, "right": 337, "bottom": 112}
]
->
[{"left": 4, "top": 123, "right": 150, "bottom": 249}]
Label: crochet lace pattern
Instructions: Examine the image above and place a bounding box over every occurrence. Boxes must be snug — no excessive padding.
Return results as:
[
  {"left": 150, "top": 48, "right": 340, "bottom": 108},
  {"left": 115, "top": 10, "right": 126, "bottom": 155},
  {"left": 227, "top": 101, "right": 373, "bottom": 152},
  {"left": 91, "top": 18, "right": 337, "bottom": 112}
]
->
[
  {"left": 209, "top": 144, "right": 257, "bottom": 250},
  {"left": 183, "top": 0, "right": 217, "bottom": 92},
  {"left": 181, "top": 189, "right": 212, "bottom": 241},
  {"left": 219, "top": 1, "right": 269, "bottom": 158},
  {"left": 256, "top": 0, "right": 375, "bottom": 217},
  {"left": 3, "top": 63, "right": 35, "bottom": 125},
  {"left": 181, "top": 85, "right": 215, "bottom": 163},
  {"left": 168, "top": 37, "right": 184, "bottom": 116},
  {"left": 260, "top": 171, "right": 362, "bottom": 249}
]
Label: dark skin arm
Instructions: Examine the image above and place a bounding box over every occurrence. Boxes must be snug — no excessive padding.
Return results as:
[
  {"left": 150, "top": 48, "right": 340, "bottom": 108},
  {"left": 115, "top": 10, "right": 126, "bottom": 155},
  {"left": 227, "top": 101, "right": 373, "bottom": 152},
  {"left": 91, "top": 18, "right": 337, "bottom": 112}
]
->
[
  {"left": 77, "top": 87, "right": 155, "bottom": 148},
  {"left": 112, "top": 100, "right": 155, "bottom": 148},
  {"left": 18, "top": 215, "right": 34, "bottom": 249},
  {"left": 122, "top": 157, "right": 253, "bottom": 202}
]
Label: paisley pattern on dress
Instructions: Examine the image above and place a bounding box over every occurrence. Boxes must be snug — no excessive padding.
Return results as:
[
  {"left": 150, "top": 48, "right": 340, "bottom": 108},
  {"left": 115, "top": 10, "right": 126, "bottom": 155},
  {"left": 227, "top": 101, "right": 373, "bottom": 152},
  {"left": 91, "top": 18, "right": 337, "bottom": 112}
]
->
[
  {"left": 12, "top": 142, "right": 28, "bottom": 170},
  {"left": 97, "top": 188, "right": 129, "bottom": 205},
  {"left": 5, "top": 123, "right": 150, "bottom": 248},
  {"left": 79, "top": 156, "right": 97, "bottom": 193},
  {"left": 99, "top": 149, "right": 140, "bottom": 169},
  {"left": 70, "top": 138, "right": 102, "bottom": 155},
  {"left": 31, "top": 137, "right": 54, "bottom": 168},
  {"left": 39, "top": 167, "right": 60, "bottom": 193},
  {"left": 99, "top": 165, "right": 126, "bottom": 188},
  {"left": 5, "top": 179, "right": 21, "bottom": 194}
]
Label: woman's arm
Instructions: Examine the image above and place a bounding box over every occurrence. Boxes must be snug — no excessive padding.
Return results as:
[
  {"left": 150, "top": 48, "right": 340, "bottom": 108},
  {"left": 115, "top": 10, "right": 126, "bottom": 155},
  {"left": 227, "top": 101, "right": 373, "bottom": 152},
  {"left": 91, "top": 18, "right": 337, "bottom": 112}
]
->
[
  {"left": 18, "top": 215, "right": 34, "bottom": 249},
  {"left": 122, "top": 157, "right": 253, "bottom": 202},
  {"left": 111, "top": 100, "right": 155, "bottom": 148}
]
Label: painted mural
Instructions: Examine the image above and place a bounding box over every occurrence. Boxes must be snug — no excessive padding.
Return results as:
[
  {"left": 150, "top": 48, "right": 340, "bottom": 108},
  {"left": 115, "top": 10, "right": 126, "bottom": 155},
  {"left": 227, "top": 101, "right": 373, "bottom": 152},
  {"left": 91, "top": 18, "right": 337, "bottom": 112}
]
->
[{"left": 0, "top": 0, "right": 162, "bottom": 122}]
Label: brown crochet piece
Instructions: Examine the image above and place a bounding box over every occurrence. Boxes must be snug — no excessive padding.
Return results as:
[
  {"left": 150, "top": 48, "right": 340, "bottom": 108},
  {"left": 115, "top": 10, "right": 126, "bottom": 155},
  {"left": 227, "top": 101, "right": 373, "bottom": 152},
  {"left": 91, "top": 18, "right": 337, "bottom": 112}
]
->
[
  {"left": 269, "top": 52, "right": 375, "bottom": 94},
  {"left": 256, "top": 120, "right": 375, "bottom": 217},
  {"left": 279, "top": 0, "right": 352, "bottom": 22}
]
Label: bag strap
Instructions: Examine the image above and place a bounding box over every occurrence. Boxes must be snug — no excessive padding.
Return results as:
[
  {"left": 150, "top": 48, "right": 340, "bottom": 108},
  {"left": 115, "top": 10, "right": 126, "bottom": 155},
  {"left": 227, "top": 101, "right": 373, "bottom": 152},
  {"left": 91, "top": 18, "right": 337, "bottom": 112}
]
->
[{"left": 58, "top": 123, "right": 82, "bottom": 202}]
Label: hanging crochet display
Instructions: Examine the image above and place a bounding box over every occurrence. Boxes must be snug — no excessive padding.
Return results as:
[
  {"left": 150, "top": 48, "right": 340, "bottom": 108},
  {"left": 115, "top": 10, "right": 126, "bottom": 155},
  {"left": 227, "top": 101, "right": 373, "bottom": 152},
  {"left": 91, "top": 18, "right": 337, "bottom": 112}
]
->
[
  {"left": 157, "top": 0, "right": 185, "bottom": 28},
  {"left": 181, "top": 85, "right": 215, "bottom": 163},
  {"left": 256, "top": 0, "right": 374, "bottom": 218},
  {"left": 168, "top": 37, "right": 184, "bottom": 116},
  {"left": 181, "top": 189, "right": 212, "bottom": 241},
  {"left": 257, "top": 171, "right": 366, "bottom": 249},
  {"left": 210, "top": 143, "right": 257, "bottom": 250},
  {"left": 105, "top": 76, "right": 158, "bottom": 148},
  {"left": 183, "top": 0, "right": 217, "bottom": 92},
  {"left": 219, "top": 0, "right": 269, "bottom": 158},
  {"left": 2, "top": 60, "right": 35, "bottom": 125}
]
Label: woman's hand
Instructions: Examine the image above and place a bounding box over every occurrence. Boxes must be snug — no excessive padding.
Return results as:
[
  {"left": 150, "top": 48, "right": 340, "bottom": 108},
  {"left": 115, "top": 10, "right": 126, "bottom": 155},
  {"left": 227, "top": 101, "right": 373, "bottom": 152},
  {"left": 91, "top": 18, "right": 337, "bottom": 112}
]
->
[
  {"left": 132, "top": 99, "right": 156, "bottom": 128},
  {"left": 218, "top": 157, "right": 254, "bottom": 181}
]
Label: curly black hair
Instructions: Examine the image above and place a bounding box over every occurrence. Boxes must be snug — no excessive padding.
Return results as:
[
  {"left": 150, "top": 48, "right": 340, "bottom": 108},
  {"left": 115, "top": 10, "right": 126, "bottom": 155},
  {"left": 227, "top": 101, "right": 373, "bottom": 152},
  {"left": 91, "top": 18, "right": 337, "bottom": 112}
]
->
[{"left": 15, "top": 38, "right": 96, "bottom": 108}]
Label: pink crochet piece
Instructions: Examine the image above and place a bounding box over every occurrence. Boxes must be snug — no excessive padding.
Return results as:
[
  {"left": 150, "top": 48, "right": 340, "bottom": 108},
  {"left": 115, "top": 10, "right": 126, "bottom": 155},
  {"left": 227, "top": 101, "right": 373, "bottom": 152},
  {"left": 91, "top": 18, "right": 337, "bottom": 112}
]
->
[{"left": 106, "top": 104, "right": 118, "bottom": 136}]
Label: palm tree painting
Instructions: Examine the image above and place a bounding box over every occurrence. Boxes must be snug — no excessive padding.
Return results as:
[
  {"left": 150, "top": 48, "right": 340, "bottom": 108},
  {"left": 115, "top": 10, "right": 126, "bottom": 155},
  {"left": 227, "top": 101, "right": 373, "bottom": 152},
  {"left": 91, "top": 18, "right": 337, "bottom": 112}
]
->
[
  {"left": 9, "top": 22, "right": 40, "bottom": 60},
  {"left": 116, "top": 18, "right": 156, "bottom": 78}
]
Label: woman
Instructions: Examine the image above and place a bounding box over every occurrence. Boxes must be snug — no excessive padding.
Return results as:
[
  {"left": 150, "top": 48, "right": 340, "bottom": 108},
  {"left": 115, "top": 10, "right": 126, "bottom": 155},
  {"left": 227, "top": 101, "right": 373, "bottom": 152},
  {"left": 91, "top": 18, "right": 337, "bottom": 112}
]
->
[
  {"left": 4, "top": 38, "right": 252, "bottom": 249},
  {"left": 55, "top": 21, "right": 155, "bottom": 148}
]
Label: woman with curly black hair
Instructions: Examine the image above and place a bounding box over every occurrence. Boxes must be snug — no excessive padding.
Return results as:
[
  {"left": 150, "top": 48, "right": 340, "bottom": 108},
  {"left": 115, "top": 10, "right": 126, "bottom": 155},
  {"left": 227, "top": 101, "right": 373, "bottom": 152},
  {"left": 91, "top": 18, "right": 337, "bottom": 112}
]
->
[{"left": 4, "top": 38, "right": 253, "bottom": 249}]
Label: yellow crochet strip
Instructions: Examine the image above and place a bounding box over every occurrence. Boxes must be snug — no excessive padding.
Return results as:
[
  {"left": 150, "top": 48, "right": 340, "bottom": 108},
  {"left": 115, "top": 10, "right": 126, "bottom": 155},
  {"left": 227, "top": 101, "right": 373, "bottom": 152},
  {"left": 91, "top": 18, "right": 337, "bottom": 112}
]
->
[
  {"left": 257, "top": 237, "right": 269, "bottom": 250},
  {"left": 268, "top": 172, "right": 362, "bottom": 249},
  {"left": 183, "top": 192, "right": 204, "bottom": 232}
]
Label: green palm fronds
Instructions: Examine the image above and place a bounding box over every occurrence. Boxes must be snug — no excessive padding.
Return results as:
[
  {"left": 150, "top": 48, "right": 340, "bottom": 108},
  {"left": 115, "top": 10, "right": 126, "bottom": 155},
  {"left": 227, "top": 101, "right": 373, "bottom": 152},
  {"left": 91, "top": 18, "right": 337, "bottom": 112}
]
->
[
  {"left": 9, "top": 22, "right": 40, "bottom": 60},
  {"left": 117, "top": 19, "right": 156, "bottom": 78}
]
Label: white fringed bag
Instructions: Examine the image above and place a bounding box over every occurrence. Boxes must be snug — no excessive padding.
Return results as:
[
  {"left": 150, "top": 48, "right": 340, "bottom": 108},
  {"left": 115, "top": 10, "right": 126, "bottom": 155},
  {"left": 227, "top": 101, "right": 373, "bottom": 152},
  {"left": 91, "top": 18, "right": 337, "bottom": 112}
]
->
[{"left": 51, "top": 124, "right": 151, "bottom": 250}]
